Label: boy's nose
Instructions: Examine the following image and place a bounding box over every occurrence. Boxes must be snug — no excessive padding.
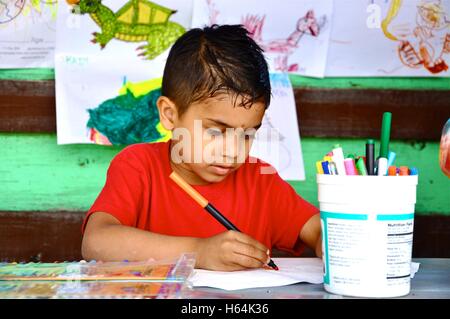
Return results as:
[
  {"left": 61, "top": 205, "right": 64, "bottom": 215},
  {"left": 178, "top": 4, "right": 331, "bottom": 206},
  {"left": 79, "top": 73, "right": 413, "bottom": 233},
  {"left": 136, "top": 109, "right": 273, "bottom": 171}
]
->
[{"left": 222, "top": 133, "right": 246, "bottom": 161}]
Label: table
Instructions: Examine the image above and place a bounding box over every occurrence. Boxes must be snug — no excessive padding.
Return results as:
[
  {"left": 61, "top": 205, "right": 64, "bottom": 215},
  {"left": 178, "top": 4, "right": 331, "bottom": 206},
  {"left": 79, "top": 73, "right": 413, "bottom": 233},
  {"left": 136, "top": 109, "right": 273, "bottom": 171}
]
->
[{"left": 187, "top": 258, "right": 450, "bottom": 299}]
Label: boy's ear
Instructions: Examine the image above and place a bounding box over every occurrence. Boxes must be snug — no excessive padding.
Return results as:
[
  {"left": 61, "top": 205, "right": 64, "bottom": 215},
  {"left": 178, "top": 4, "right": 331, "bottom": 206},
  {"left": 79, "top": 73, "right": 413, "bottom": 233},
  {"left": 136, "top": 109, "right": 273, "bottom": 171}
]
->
[{"left": 156, "top": 96, "right": 178, "bottom": 131}]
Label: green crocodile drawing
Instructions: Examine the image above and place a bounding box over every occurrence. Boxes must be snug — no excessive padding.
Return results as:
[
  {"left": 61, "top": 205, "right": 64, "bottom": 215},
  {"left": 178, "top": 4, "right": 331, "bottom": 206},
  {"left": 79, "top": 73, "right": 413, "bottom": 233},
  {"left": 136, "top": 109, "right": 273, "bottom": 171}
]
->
[{"left": 67, "top": 0, "right": 185, "bottom": 59}]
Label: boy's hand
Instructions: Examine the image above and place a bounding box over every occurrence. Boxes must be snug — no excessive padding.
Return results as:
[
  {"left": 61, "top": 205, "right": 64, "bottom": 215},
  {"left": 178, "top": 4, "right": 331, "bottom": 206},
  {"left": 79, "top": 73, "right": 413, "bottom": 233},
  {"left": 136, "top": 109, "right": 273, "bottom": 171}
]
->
[{"left": 196, "top": 230, "right": 270, "bottom": 271}]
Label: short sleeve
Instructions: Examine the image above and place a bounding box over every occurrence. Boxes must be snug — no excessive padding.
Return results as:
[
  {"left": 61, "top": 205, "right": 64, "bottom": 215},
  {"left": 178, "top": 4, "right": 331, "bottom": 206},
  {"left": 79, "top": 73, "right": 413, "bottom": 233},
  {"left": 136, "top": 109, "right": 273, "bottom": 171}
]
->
[
  {"left": 81, "top": 148, "right": 148, "bottom": 234},
  {"left": 267, "top": 169, "right": 319, "bottom": 256}
]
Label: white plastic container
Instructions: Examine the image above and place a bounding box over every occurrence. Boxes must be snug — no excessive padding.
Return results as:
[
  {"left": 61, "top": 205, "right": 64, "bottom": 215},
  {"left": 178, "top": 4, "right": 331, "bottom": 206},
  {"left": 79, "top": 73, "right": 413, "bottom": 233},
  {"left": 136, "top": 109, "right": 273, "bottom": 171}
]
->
[{"left": 317, "top": 174, "right": 418, "bottom": 298}]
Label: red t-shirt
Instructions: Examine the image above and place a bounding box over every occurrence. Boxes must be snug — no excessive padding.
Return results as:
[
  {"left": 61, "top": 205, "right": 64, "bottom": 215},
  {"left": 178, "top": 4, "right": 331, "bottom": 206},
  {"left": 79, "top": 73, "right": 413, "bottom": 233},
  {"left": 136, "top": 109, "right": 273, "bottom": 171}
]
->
[{"left": 83, "top": 141, "right": 318, "bottom": 255}]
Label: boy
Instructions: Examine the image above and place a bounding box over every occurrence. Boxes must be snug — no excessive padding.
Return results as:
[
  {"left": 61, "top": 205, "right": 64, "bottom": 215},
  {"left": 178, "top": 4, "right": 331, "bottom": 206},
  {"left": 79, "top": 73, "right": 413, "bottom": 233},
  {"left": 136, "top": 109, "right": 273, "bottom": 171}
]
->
[{"left": 82, "top": 25, "right": 322, "bottom": 271}]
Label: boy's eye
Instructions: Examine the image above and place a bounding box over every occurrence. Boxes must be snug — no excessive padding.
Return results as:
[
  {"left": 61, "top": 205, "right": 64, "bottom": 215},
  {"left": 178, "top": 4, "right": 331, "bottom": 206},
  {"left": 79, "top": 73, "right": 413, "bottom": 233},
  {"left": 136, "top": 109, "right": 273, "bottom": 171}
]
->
[{"left": 206, "top": 128, "right": 223, "bottom": 136}]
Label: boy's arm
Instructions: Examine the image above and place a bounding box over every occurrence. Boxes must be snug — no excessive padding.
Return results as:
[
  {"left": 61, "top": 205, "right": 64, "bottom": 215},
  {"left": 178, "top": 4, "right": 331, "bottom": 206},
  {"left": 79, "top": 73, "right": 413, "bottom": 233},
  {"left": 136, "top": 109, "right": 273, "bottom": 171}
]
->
[
  {"left": 82, "top": 212, "right": 200, "bottom": 262},
  {"left": 82, "top": 212, "right": 270, "bottom": 271},
  {"left": 299, "top": 213, "right": 322, "bottom": 258}
]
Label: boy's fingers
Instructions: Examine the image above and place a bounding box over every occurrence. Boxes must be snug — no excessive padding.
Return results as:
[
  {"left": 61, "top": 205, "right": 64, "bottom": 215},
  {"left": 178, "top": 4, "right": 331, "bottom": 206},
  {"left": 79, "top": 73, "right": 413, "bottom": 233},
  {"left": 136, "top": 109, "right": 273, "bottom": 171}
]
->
[
  {"left": 231, "top": 241, "right": 270, "bottom": 266},
  {"left": 229, "top": 231, "right": 269, "bottom": 255},
  {"left": 231, "top": 253, "right": 265, "bottom": 269}
]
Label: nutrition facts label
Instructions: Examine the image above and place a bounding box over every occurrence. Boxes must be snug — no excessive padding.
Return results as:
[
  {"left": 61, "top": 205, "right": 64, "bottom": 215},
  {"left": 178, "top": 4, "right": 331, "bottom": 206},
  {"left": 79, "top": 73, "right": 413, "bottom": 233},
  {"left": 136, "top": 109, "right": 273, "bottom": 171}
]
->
[{"left": 383, "top": 217, "right": 414, "bottom": 285}]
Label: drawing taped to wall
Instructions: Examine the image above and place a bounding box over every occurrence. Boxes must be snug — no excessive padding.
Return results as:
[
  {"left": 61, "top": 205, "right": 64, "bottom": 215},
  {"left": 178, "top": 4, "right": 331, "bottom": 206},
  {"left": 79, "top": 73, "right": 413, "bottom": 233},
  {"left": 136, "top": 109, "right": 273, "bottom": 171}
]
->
[
  {"left": 326, "top": 0, "right": 449, "bottom": 77},
  {"left": 0, "top": 0, "right": 58, "bottom": 67},
  {"left": 192, "top": 0, "right": 333, "bottom": 77},
  {"left": 381, "top": 0, "right": 449, "bottom": 74},
  {"left": 55, "top": 0, "right": 192, "bottom": 145},
  {"left": 67, "top": 0, "right": 185, "bottom": 59}
]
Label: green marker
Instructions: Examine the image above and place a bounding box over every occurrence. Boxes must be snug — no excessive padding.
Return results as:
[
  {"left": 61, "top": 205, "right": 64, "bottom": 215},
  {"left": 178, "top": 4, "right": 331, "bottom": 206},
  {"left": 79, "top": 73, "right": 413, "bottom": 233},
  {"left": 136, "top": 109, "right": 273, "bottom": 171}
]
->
[
  {"left": 380, "top": 112, "right": 392, "bottom": 158},
  {"left": 378, "top": 112, "right": 392, "bottom": 176},
  {"left": 356, "top": 157, "right": 368, "bottom": 175}
]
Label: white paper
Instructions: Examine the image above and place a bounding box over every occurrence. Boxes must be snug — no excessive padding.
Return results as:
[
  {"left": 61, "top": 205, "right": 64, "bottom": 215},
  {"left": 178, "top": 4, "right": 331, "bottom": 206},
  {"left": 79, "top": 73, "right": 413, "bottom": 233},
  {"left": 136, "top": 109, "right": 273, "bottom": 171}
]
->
[
  {"left": 190, "top": 258, "right": 420, "bottom": 291},
  {"left": 250, "top": 73, "right": 305, "bottom": 181},
  {"left": 326, "top": 0, "right": 450, "bottom": 77},
  {"left": 0, "top": 0, "right": 57, "bottom": 68},
  {"left": 55, "top": 0, "right": 193, "bottom": 145},
  {"left": 192, "top": 0, "right": 333, "bottom": 77},
  {"left": 191, "top": 258, "right": 324, "bottom": 290}
]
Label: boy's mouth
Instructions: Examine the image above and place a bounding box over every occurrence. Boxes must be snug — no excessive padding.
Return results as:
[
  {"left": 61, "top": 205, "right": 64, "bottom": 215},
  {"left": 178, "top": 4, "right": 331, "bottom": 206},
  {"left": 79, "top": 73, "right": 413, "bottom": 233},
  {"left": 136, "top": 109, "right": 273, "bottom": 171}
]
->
[{"left": 209, "top": 164, "right": 235, "bottom": 176}]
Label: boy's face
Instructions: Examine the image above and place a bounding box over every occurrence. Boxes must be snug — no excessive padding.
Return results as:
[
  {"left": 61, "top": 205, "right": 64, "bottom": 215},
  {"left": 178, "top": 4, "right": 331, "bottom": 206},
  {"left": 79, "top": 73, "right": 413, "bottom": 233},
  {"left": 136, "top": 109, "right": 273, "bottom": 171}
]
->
[{"left": 168, "top": 94, "right": 266, "bottom": 185}]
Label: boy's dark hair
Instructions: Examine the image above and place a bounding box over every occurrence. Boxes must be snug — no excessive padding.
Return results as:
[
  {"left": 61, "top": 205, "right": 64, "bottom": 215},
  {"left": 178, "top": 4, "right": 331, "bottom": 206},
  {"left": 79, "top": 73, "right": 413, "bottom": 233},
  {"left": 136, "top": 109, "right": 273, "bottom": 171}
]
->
[{"left": 161, "top": 24, "right": 271, "bottom": 116}]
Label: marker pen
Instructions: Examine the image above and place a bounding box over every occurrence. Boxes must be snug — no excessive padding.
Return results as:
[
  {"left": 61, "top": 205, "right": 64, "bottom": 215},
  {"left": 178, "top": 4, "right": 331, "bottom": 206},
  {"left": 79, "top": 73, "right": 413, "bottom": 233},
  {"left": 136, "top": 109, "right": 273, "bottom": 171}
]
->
[
  {"left": 321, "top": 161, "right": 330, "bottom": 174},
  {"left": 329, "top": 162, "right": 337, "bottom": 175},
  {"left": 387, "top": 151, "right": 396, "bottom": 167},
  {"left": 409, "top": 167, "right": 418, "bottom": 175},
  {"left": 378, "top": 112, "right": 392, "bottom": 176},
  {"left": 332, "top": 145, "right": 346, "bottom": 175},
  {"left": 388, "top": 166, "right": 397, "bottom": 176},
  {"left": 344, "top": 158, "right": 358, "bottom": 175},
  {"left": 399, "top": 166, "right": 409, "bottom": 176},
  {"left": 366, "top": 139, "right": 375, "bottom": 175},
  {"left": 377, "top": 157, "right": 388, "bottom": 176},
  {"left": 355, "top": 157, "right": 368, "bottom": 175},
  {"left": 316, "top": 161, "right": 324, "bottom": 174}
]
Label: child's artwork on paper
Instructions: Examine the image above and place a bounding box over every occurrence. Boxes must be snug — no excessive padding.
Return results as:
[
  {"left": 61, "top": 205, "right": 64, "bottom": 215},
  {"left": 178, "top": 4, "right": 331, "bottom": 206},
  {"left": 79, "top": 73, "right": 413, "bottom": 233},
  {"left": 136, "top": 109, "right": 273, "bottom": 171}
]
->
[
  {"left": 69, "top": 0, "right": 185, "bottom": 60},
  {"left": 326, "top": 0, "right": 449, "bottom": 77},
  {"left": 0, "top": 0, "right": 58, "bottom": 68},
  {"left": 251, "top": 73, "right": 305, "bottom": 181},
  {"left": 192, "top": 0, "right": 333, "bottom": 78},
  {"left": 55, "top": 0, "right": 192, "bottom": 144}
]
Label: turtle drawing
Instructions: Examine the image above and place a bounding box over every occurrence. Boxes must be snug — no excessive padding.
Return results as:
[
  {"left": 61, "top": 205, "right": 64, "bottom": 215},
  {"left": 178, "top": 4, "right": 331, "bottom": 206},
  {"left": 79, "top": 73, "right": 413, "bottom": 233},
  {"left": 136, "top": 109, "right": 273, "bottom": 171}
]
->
[{"left": 66, "top": 0, "right": 186, "bottom": 59}]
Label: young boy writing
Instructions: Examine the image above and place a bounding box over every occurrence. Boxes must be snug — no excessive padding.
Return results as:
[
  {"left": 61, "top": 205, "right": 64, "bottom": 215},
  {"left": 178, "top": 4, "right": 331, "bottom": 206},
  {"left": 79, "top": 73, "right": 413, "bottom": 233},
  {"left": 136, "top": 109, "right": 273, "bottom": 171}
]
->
[{"left": 82, "top": 24, "right": 322, "bottom": 271}]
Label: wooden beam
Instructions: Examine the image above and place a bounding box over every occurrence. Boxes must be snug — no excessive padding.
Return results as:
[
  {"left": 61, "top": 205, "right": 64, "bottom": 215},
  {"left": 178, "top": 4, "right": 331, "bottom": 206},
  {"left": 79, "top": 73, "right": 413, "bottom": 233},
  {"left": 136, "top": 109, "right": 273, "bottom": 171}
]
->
[
  {"left": 0, "top": 80, "right": 56, "bottom": 132},
  {"left": 1, "top": 79, "right": 449, "bottom": 139},
  {"left": 0, "top": 211, "right": 83, "bottom": 262},
  {"left": 295, "top": 88, "right": 450, "bottom": 140},
  {"left": 0, "top": 211, "right": 449, "bottom": 262}
]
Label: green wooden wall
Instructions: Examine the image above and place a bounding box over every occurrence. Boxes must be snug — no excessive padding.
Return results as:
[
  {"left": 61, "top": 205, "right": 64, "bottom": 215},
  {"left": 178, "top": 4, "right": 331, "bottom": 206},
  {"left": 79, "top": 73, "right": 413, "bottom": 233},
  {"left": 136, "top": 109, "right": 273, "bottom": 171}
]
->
[{"left": 1, "top": 69, "right": 449, "bottom": 215}]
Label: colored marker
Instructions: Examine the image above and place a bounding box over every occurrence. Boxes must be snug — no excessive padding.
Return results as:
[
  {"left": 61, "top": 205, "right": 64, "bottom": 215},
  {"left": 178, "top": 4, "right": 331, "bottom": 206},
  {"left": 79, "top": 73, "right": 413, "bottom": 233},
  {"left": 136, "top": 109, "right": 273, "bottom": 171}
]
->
[
  {"left": 387, "top": 151, "right": 396, "bottom": 167},
  {"left": 378, "top": 112, "right": 392, "bottom": 176},
  {"left": 332, "top": 145, "right": 346, "bottom": 175},
  {"left": 329, "top": 162, "right": 337, "bottom": 175},
  {"left": 321, "top": 161, "right": 330, "bottom": 174},
  {"left": 169, "top": 171, "right": 279, "bottom": 271},
  {"left": 355, "top": 157, "right": 368, "bottom": 175},
  {"left": 323, "top": 156, "right": 332, "bottom": 163},
  {"left": 366, "top": 139, "right": 375, "bottom": 175},
  {"left": 409, "top": 167, "right": 418, "bottom": 175},
  {"left": 356, "top": 156, "right": 366, "bottom": 165},
  {"left": 316, "top": 161, "right": 324, "bottom": 174},
  {"left": 399, "top": 166, "right": 409, "bottom": 176},
  {"left": 388, "top": 166, "right": 397, "bottom": 176},
  {"left": 344, "top": 158, "right": 358, "bottom": 175}
]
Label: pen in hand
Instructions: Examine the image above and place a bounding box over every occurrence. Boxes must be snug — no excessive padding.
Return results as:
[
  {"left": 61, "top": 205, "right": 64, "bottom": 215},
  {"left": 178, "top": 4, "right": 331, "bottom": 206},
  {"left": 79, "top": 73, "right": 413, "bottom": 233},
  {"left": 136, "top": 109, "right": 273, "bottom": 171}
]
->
[{"left": 169, "top": 171, "right": 279, "bottom": 271}]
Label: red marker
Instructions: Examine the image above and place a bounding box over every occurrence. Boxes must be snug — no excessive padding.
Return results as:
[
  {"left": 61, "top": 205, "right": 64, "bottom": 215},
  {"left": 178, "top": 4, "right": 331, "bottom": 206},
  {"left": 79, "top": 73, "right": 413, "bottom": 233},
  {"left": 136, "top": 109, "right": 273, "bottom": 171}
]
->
[{"left": 399, "top": 166, "right": 409, "bottom": 176}]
